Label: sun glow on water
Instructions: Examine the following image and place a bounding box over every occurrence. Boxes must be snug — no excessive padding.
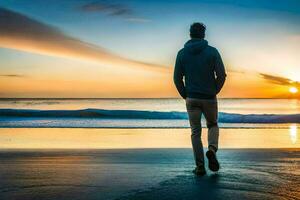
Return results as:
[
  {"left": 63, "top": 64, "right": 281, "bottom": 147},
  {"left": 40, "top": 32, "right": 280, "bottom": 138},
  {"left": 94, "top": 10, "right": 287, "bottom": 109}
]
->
[
  {"left": 289, "top": 87, "right": 298, "bottom": 94},
  {"left": 289, "top": 124, "right": 298, "bottom": 144}
]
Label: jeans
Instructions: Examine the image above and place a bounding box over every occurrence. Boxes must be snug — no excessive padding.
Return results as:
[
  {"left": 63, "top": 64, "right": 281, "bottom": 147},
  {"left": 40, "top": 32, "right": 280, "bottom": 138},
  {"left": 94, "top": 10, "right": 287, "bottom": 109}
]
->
[{"left": 186, "top": 97, "right": 219, "bottom": 167}]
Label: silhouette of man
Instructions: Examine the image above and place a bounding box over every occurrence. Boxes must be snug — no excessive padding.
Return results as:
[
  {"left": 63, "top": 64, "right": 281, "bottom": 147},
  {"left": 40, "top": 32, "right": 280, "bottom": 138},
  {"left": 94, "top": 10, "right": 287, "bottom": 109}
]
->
[{"left": 174, "top": 22, "right": 226, "bottom": 176}]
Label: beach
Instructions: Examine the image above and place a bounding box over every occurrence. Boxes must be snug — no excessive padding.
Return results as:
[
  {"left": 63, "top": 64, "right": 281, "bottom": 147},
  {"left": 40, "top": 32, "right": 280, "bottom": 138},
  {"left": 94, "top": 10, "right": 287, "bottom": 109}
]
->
[
  {"left": 0, "top": 99, "right": 300, "bottom": 199},
  {"left": 0, "top": 128, "right": 299, "bottom": 200},
  {"left": 1, "top": 1, "right": 300, "bottom": 199},
  {"left": 0, "top": 148, "right": 299, "bottom": 200}
]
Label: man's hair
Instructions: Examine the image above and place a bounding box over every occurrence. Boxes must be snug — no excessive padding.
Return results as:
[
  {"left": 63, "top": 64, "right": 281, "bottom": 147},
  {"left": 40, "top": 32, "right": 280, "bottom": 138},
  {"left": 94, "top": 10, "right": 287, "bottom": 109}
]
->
[{"left": 190, "top": 22, "right": 206, "bottom": 39}]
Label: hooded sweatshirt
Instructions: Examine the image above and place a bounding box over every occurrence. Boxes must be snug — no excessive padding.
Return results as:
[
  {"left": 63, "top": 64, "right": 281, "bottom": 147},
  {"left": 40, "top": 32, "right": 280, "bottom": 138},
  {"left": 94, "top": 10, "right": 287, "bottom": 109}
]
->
[{"left": 173, "top": 39, "right": 226, "bottom": 99}]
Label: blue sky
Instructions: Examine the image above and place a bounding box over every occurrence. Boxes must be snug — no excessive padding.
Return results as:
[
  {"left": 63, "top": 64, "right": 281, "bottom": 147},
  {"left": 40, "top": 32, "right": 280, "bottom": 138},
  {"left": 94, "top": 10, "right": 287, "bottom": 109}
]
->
[{"left": 0, "top": 0, "right": 300, "bottom": 97}]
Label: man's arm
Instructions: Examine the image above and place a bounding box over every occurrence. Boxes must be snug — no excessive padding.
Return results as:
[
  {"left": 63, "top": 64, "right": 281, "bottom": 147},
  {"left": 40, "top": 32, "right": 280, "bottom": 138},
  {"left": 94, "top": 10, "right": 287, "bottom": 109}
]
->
[
  {"left": 214, "top": 50, "right": 226, "bottom": 94},
  {"left": 173, "top": 52, "right": 186, "bottom": 99}
]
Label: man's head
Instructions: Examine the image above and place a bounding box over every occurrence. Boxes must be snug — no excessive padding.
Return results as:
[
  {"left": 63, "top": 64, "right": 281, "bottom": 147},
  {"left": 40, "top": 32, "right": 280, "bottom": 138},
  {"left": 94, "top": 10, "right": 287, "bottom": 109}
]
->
[{"left": 190, "top": 22, "right": 206, "bottom": 39}]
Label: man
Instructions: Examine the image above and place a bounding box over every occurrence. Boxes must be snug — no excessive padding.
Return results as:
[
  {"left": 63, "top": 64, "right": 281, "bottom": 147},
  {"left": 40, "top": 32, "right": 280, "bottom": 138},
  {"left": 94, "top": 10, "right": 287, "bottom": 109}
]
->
[{"left": 173, "top": 22, "right": 226, "bottom": 176}]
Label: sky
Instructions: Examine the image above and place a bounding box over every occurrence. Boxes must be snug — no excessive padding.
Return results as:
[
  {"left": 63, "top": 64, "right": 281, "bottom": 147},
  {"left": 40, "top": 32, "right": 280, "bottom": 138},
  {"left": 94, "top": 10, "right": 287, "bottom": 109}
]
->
[{"left": 0, "top": 0, "right": 300, "bottom": 98}]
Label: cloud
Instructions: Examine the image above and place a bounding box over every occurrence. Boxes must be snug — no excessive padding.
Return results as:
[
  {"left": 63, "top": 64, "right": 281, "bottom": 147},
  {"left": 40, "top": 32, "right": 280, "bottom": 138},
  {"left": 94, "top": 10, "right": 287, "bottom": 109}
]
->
[
  {"left": 0, "top": 7, "right": 168, "bottom": 74},
  {"left": 125, "top": 17, "right": 151, "bottom": 23},
  {"left": 80, "top": 1, "right": 132, "bottom": 16},
  {"left": 260, "top": 73, "right": 299, "bottom": 86},
  {"left": 78, "top": 1, "right": 150, "bottom": 22},
  {"left": 0, "top": 74, "right": 25, "bottom": 78}
]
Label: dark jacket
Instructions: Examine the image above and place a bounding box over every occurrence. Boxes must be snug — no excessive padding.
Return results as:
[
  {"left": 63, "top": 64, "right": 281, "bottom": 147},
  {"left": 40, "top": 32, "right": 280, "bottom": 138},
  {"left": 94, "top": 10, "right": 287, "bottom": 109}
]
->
[{"left": 173, "top": 39, "right": 226, "bottom": 99}]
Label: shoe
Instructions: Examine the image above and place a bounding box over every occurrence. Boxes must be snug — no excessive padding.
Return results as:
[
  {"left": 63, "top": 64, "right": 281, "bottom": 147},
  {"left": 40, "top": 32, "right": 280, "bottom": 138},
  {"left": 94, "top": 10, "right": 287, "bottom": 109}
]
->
[
  {"left": 192, "top": 166, "right": 206, "bottom": 176},
  {"left": 206, "top": 150, "right": 220, "bottom": 172}
]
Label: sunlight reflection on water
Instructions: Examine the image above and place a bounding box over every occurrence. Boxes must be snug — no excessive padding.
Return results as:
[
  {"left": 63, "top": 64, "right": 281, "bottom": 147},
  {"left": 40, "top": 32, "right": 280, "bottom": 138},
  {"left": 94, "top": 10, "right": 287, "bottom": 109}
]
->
[{"left": 289, "top": 124, "right": 298, "bottom": 144}]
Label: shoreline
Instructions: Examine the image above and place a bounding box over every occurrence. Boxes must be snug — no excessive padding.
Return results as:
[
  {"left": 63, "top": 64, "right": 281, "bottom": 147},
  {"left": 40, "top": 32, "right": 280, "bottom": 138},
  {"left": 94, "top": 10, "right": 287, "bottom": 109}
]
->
[
  {"left": 1, "top": 147, "right": 299, "bottom": 151},
  {"left": 0, "top": 128, "right": 299, "bottom": 149},
  {"left": 0, "top": 126, "right": 298, "bottom": 129}
]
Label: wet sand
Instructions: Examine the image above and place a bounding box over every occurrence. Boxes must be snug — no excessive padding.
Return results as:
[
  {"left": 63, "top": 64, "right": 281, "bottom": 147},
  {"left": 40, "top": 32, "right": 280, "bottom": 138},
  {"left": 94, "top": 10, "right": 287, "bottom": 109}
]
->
[
  {"left": 0, "top": 148, "right": 299, "bottom": 200},
  {"left": 0, "top": 128, "right": 299, "bottom": 200},
  {"left": 0, "top": 127, "right": 299, "bottom": 149}
]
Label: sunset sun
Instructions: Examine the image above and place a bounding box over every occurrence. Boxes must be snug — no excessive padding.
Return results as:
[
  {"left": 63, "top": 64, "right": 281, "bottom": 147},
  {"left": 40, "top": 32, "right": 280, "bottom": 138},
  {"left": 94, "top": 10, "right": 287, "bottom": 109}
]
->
[{"left": 289, "top": 87, "right": 298, "bottom": 94}]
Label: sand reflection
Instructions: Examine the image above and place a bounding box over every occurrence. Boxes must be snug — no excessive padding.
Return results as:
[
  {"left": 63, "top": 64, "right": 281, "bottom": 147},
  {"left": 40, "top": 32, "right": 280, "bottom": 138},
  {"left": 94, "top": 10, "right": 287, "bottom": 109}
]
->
[{"left": 0, "top": 128, "right": 299, "bottom": 149}]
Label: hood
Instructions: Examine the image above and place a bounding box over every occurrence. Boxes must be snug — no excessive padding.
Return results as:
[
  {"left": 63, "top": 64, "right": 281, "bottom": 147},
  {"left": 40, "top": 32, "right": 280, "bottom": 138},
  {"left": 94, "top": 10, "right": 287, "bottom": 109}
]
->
[{"left": 184, "top": 39, "right": 208, "bottom": 54}]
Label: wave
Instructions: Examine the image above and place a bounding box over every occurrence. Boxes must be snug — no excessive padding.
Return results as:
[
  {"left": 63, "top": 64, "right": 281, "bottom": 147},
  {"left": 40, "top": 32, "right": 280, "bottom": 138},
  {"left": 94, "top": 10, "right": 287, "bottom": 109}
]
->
[{"left": 0, "top": 108, "right": 300, "bottom": 123}]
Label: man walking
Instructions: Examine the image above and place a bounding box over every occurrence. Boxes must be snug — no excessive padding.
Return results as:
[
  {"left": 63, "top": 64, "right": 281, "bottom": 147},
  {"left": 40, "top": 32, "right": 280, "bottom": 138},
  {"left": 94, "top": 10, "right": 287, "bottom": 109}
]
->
[{"left": 173, "top": 22, "right": 226, "bottom": 176}]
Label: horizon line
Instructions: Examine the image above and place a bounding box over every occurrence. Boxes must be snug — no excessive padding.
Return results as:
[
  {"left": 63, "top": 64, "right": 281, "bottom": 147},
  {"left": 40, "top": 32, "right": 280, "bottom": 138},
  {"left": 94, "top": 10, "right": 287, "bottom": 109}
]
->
[{"left": 0, "top": 97, "right": 299, "bottom": 100}]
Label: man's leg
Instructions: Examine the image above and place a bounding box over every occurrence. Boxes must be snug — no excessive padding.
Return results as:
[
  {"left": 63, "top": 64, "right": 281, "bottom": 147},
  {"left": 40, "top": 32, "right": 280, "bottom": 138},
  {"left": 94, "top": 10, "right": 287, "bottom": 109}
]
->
[
  {"left": 202, "top": 99, "right": 220, "bottom": 172},
  {"left": 202, "top": 99, "right": 219, "bottom": 152},
  {"left": 186, "top": 98, "right": 204, "bottom": 168}
]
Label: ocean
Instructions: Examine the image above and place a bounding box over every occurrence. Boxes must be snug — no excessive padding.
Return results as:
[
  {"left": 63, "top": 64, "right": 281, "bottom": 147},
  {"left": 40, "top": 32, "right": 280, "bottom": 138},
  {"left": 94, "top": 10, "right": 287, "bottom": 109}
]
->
[{"left": 1, "top": 98, "right": 300, "bottom": 128}]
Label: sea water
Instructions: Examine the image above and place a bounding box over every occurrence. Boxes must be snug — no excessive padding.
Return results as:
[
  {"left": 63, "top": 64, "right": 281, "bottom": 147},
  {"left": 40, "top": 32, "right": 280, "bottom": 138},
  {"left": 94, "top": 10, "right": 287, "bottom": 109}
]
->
[{"left": 0, "top": 98, "right": 300, "bottom": 128}]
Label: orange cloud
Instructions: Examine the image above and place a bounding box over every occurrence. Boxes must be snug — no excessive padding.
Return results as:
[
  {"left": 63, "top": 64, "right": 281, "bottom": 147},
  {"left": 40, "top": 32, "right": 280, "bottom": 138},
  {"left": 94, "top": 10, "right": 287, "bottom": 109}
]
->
[{"left": 0, "top": 7, "right": 169, "bottom": 74}]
